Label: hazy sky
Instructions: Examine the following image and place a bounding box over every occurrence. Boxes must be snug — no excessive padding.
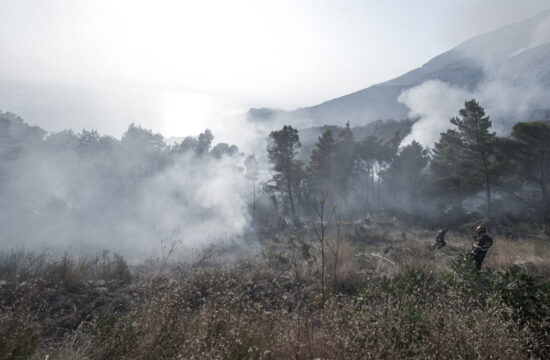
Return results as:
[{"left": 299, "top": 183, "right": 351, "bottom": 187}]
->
[{"left": 0, "top": 0, "right": 549, "bottom": 138}]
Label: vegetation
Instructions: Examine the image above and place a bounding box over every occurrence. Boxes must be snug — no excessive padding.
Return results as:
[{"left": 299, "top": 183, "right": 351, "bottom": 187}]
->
[
  {"left": 1, "top": 99, "right": 550, "bottom": 358},
  {"left": 1, "top": 221, "right": 549, "bottom": 359},
  {"left": 262, "top": 99, "right": 550, "bottom": 230}
]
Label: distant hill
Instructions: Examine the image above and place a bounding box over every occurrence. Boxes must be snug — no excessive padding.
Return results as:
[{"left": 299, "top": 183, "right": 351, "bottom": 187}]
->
[{"left": 248, "top": 10, "right": 550, "bottom": 128}]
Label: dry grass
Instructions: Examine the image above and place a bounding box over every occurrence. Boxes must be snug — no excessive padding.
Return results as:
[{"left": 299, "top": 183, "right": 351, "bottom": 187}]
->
[
  {"left": 484, "top": 237, "right": 550, "bottom": 276},
  {"left": 0, "top": 249, "right": 132, "bottom": 286},
  {"left": 344, "top": 219, "right": 550, "bottom": 277},
  {"left": 1, "top": 221, "right": 549, "bottom": 359},
  {"left": 49, "top": 262, "right": 542, "bottom": 359}
]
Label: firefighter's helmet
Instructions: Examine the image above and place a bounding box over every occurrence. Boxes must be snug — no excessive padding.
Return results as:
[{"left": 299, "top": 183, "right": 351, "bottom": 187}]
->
[{"left": 475, "top": 225, "right": 486, "bottom": 234}]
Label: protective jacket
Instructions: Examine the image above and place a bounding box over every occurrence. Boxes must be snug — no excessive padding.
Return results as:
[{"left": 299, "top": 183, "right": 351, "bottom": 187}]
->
[
  {"left": 471, "top": 234, "right": 493, "bottom": 254},
  {"left": 434, "top": 230, "right": 447, "bottom": 248},
  {"left": 471, "top": 234, "right": 493, "bottom": 269}
]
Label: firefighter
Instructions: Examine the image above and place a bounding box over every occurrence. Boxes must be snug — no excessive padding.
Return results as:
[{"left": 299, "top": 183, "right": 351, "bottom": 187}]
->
[
  {"left": 433, "top": 228, "right": 448, "bottom": 249},
  {"left": 471, "top": 225, "right": 493, "bottom": 270}
]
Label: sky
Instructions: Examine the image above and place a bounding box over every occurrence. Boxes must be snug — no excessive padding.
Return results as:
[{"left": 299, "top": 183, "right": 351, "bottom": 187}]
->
[{"left": 0, "top": 0, "right": 549, "bottom": 141}]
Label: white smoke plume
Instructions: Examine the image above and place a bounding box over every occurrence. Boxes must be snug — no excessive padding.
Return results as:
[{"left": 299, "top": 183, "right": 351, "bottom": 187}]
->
[
  {"left": 0, "top": 117, "right": 257, "bottom": 260},
  {"left": 398, "top": 80, "right": 472, "bottom": 147},
  {"left": 399, "top": 11, "right": 550, "bottom": 148}
]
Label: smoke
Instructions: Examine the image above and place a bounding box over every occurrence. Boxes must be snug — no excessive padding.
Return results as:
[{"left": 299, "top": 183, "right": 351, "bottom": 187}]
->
[
  {"left": 399, "top": 77, "right": 548, "bottom": 148},
  {"left": 398, "top": 81, "right": 472, "bottom": 147},
  {"left": 0, "top": 114, "right": 257, "bottom": 260},
  {"left": 399, "top": 11, "right": 550, "bottom": 148},
  {"left": 519, "top": 13, "right": 550, "bottom": 52}
]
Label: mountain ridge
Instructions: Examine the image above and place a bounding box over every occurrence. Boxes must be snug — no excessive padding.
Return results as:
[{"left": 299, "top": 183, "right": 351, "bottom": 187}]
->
[{"left": 248, "top": 9, "right": 550, "bottom": 128}]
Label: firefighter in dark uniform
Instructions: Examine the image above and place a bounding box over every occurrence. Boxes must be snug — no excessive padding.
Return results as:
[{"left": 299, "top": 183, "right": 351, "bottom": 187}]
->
[
  {"left": 471, "top": 225, "right": 493, "bottom": 270},
  {"left": 434, "top": 228, "right": 448, "bottom": 249}
]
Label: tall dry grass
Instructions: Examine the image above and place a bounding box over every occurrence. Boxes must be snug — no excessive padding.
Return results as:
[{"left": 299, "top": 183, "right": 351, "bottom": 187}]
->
[{"left": 1, "top": 221, "right": 549, "bottom": 359}]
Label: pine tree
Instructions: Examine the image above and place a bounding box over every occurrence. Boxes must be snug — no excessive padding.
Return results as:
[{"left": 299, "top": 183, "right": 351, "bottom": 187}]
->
[
  {"left": 382, "top": 141, "right": 429, "bottom": 205},
  {"left": 450, "top": 99, "right": 496, "bottom": 217},
  {"left": 308, "top": 129, "right": 335, "bottom": 193},
  {"left": 331, "top": 122, "right": 357, "bottom": 200},
  {"left": 357, "top": 135, "right": 384, "bottom": 204},
  {"left": 431, "top": 129, "right": 469, "bottom": 211},
  {"left": 267, "top": 125, "right": 302, "bottom": 221},
  {"left": 501, "top": 121, "right": 550, "bottom": 221}
]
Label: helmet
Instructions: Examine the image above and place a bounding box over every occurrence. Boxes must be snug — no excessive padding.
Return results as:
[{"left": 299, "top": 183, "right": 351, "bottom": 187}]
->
[
  {"left": 475, "top": 225, "right": 486, "bottom": 234},
  {"left": 438, "top": 228, "right": 448, "bottom": 235}
]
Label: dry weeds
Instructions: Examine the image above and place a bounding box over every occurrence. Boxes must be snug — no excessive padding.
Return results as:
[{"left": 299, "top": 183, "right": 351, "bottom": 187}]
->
[{"left": 1, "top": 221, "right": 549, "bottom": 359}]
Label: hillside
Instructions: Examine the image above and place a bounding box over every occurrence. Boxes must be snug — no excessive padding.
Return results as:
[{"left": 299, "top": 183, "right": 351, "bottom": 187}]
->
[{"left": 248, "top": 10, "right": 550, "bottom": 128}]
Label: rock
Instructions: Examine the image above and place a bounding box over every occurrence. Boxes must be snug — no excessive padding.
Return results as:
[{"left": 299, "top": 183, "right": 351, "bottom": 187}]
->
[{"left": 95, "top": 279, "right": 106, "bottom": 287}]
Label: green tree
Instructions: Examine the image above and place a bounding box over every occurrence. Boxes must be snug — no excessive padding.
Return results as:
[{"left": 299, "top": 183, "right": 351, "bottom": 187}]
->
[
  {"left": 500, "top": 121, "right": 550, "bottom": 221},
  {"left": 308, "top": 129, "right": 335, "bottom": 193},
  {"left": 357, "top": 135, "right": 384, "bottom": 205},
  {"left": 267, "top": 125, "right": 302, "bottom": 221},
  {"left": 330, "top": 122, "right": 358, "bottom": 200},
  {"left": 450, "top": 99, "right": 496, "bottom": 217},
  {"left": 431, "top": 129, "right": 469, "bottom": 212},
  {"left": 382, "top": 141, "right": 429, "bottom": 205}
]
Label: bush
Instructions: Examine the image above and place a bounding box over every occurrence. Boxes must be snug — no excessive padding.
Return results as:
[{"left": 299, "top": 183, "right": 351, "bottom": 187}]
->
[
  {"left": 1, "top": 250, "right": 548, "bottom": 358},
  {"left": 449, "top": 251, "right": 550, "bottom": 357}
]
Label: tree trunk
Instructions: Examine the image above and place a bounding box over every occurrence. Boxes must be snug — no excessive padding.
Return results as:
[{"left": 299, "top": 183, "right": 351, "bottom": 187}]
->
[
  {"left": 485, "top": 172, "right": 491, "bottom": 218},
  {"left": 286, "top": 174, "right": 296, "bottom": 221}
]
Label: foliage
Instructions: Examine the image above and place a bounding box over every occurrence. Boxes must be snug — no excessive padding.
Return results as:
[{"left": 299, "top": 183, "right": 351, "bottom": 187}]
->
[
  {"left": 266, "top": 125, "right": 303, "bottom": 220},
  {"left": 2, "top": 246, "right": 549, "bottom": 359},
  {"left": 381, "top": 140, "right": 429, "bottom": 205},
  {"left": 499, "top": 121, "right": 550, "bottom": 221},
  {"left": 450, "top": 99, "right": 497, "bottom": 217},
  {"left": 430, "top": 129, "right": 468, "bottom": 212}
]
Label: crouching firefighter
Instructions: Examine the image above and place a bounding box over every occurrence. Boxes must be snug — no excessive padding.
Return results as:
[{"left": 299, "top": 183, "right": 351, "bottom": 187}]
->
[
  {"left": 433, "top": 228, "right": 448, "bottom": 249},
  {"left": 471, "top": 225, "right": 493, "bottom": 270}
]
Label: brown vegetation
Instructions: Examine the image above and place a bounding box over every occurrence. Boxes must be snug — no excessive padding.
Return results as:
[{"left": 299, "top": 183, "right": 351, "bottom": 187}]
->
[{"left": 1, "top": 221, "right": 549, "bottom": 359}]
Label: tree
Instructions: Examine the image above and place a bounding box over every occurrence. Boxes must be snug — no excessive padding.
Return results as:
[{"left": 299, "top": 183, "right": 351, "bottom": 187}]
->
[
  {"left": 431, "top": 129, "right": 469, "bottom": 212},
  {"left": 210, "top": 142, "right": 238, "bottom": 158},
  {"left": 76, "top": 129, "right": 116, "bottom": 156},
  {"left": 382, "top": 141, "right": 429, "bottom": 205},
  {"left": 173, "top": 129, "right": 214, "bottom": 156},
  {"left": 122, "top": 124, "right": 165, "bottom": 152},
  {"left": 500, "top": 121, "right": 550, "bottom": 221},
  {"left": 311, "top": 190, "right": 336, "bottom": 298},
  {"left": 330, "top": 122, "right": 358, "bottom": 200},
  {"left": 195, "top": 129, "right": 214, "bottom": 156},
  {"left": 378, "top": 130, "right": 403, "bottom": 203},
  {"left": 308, "top": 129, "right": 334, "bottom": 193},
  {"left": 267, "top": 125, "right": 302, "bottom": 221},
  {"left": 0, "top": 118, "right": 20, "bottom": 185},
  {"left": 450, "top": 99, "right": 496, "bottom": 217},
  {"left": 120, "top": 124, "right": 168, "bottom": 196},
  {"left": 357, "top": 135, "right": 384, "bottom": 205}
]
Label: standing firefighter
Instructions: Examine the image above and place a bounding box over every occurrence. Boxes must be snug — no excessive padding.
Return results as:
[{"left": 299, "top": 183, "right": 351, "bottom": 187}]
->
[
  {"left": 471, "top": 225, "right": 493, "bottom": 269},
  {"left": 433, "top": 228, "right": 448, "bottom": 249}
]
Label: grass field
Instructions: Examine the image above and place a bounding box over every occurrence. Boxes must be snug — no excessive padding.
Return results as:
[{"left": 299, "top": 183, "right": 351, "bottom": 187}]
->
[{"left": 1, "top": 219, "right": 549, "bottom": 359}]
